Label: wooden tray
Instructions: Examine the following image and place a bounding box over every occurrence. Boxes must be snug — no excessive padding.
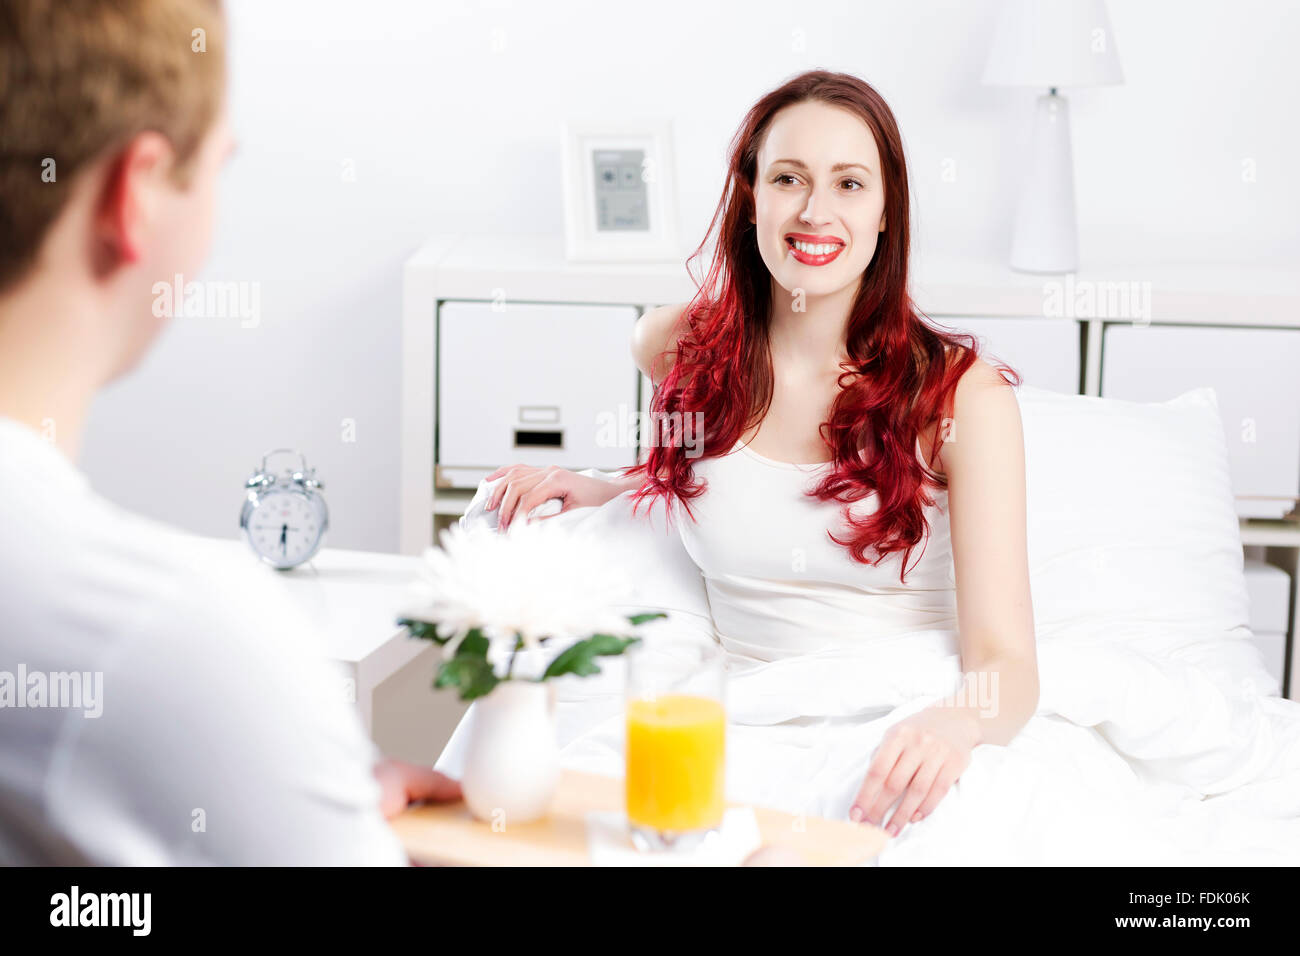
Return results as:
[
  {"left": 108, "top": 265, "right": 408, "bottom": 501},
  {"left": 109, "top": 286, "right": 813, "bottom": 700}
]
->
[{"left": 390, "top": 769, "right": 887, "bottom": 866}]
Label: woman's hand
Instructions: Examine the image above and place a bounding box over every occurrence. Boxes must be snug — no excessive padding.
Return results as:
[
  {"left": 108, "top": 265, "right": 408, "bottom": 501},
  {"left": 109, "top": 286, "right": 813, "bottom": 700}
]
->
[
  {"left": 484, "top": 464, "right": 625, "bottom": 531},
  {"left": 850, "top": 705, "right": 980, "bottom": 838}
]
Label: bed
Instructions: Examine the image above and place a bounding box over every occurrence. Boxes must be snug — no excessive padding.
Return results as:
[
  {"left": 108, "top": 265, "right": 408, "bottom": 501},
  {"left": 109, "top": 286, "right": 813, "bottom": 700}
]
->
[{"left": 433, "top": 384, "right": 1300, "bottom": 865}]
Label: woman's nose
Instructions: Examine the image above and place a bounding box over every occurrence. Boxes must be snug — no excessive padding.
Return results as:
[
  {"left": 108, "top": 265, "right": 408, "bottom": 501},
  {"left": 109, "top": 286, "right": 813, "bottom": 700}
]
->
[{"left": 799, "top": 187, "right": 834, "bottom": 226}]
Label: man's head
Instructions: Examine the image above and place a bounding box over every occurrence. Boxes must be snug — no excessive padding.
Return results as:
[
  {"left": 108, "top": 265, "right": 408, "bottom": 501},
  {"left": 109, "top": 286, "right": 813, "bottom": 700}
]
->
[{"left": 0, "top": 0, "right": 230, "bottom": 382}]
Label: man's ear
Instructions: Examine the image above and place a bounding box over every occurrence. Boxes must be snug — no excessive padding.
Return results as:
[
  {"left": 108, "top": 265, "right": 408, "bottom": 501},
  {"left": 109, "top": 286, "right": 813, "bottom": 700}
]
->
[{"left": 95, "top": 131, "right": 174, "bottom": 271}]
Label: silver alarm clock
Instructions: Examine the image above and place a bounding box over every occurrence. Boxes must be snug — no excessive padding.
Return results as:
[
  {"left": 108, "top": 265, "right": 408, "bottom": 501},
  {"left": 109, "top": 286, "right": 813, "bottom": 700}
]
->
[{"left": 239, "top": 449, "right": 328, "bottom": 570}]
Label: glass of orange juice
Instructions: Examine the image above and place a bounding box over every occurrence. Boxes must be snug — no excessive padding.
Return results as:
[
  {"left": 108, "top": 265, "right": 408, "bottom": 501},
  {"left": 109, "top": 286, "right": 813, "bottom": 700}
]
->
[{"left": 624, "top": 638, "right": 726, "bottom": 852}]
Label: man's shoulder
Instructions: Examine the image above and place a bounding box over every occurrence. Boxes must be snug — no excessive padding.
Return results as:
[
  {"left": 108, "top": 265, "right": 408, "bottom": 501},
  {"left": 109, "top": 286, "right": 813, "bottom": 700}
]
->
[
  {"left": 0, "top": 482, "right": 358, "bottom": 765},
  {"left": 110, "top": 525, "right": 348, "bottom": 709}
]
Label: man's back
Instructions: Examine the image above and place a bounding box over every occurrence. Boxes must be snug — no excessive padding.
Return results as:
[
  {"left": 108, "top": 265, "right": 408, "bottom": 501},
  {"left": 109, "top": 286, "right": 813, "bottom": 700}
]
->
[{"left": 0, "top": 418, "right": 405, "bottom": 864}]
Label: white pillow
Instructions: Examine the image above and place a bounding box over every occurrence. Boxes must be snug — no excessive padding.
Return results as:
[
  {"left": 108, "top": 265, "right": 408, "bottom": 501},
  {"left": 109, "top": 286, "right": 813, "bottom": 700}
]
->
[
  {"left": 458, "top": 469, "right": 712, "bottom": 628},
  {"left": 1016, "top": 384, "right": 1252, "bottom": 652},
  {"left": 457, "top": 384, "right": 1255, "bottom": 665}
]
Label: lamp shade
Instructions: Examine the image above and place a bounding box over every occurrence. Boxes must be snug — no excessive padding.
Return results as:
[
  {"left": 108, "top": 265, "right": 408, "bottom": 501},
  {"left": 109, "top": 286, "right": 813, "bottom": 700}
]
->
[{"left": 982, "top": 0, "right": 1124, "bottom": 88}]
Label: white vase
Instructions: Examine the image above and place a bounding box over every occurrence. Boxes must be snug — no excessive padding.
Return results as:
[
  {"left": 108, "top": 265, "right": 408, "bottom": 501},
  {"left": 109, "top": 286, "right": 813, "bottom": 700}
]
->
[{"left": 460, "top": 680, "right": 560, "bottom": 825}]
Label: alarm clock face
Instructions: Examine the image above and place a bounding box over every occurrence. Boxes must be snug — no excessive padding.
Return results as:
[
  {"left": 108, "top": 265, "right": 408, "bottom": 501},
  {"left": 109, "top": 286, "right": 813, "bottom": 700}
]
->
[{"left": 244, "top": 490, "right": 325, "bottom": 568}]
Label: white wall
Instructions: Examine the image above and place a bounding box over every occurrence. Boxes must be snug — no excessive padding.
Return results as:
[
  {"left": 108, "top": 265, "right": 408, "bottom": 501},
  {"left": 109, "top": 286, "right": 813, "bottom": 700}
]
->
[{"left": 80, "top": 0, "right": 1300, "bottom": 552}]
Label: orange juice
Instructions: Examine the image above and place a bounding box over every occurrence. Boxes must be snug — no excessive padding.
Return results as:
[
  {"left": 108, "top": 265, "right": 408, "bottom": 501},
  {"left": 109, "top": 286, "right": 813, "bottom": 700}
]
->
[{"left": 625, "top": 693, "right": 726, "bottom": 833}]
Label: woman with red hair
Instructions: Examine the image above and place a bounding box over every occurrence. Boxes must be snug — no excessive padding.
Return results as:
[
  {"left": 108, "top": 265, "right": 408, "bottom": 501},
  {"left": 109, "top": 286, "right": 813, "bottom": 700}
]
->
[{"left": 488, "top": 70, "right": 1039, "bottom": 841}]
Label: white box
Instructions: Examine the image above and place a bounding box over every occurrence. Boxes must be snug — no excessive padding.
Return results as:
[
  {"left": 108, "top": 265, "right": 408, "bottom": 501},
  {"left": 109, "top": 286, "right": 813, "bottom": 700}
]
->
[
  {"left": 1243, "top": 558, "right": 1292, "bottom": 688},
  {"left": 1101, "top": 325, "right": 1300, "bottom": 518},
  {"left": 437, "top": 301, "right": 639, "bottom": 488},
  {"left": 1291, "top": 639, "right": 1300, "bottom": 704},
  {"left": 1243, "top": 558, "right": 1291, "bottom": 634},
  {"left": 1251, "top": 631, "right": 1288, "bottom": 690},
  {"left": 929, "top": 316, "right": 1080, "bottom": 396}
]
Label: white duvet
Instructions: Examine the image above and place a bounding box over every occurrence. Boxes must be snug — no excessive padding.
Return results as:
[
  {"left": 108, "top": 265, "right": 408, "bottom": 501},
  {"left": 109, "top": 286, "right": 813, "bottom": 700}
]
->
[
  {"left": 437, "top": 614, "right": 1300, "bottom": 865},
  {"left": 435, "top": 385, "right": 1300, "bottom": 865},
  {"left": 552, "top": 623, "right": 1300, "bottom": 866}
]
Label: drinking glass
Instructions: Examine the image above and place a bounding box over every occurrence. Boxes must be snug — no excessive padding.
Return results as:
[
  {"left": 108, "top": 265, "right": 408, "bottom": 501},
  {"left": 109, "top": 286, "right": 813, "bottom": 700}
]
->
[{"left": 624, "top": 637, "right": 726, "bottom": 852}]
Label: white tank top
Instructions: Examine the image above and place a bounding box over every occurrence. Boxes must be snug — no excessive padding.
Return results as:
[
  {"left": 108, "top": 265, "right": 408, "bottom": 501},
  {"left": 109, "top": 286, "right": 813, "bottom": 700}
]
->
[{"left": 674, "top": 438, "right": 958, "bottom": 661}]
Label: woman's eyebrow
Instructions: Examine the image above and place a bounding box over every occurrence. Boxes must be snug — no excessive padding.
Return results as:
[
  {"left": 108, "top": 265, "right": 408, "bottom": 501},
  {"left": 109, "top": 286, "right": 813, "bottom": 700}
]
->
[{"left": 768, "top": 158, "right": 872, "bottom": 175}]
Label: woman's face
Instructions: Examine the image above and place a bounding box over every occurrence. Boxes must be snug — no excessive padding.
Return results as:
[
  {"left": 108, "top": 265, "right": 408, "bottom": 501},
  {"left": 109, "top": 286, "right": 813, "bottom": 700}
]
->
[{"left": 752, "top": 99, "right": 887, "bottom": 302}]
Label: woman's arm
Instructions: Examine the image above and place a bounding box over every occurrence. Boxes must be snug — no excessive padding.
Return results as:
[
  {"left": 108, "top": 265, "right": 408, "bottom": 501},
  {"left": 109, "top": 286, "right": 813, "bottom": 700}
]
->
[
  {"left": 631, "top": 303, "right": 689, "bottom": 386},
  {"left": 935, "top": 356, "right": 1040, "bottom": 743},
  {"left": 851, "top": 357, "right": 1039, "bottom": 837}
]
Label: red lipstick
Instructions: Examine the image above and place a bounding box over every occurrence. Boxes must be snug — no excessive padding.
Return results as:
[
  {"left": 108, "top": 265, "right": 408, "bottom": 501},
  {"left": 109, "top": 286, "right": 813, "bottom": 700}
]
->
[{"left": 785, "top": 233, "right": 845, "bottom": 267}]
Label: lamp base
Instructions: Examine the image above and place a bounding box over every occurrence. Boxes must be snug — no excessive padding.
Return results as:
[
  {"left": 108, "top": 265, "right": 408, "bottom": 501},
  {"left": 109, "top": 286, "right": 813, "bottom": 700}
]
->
[{"left": 1009, "top": 90, "right": 1078, "bottom": 275}]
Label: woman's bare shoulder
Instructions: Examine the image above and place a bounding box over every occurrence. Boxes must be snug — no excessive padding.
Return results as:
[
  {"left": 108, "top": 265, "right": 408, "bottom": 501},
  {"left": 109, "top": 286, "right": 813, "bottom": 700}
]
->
[{"left": 631, "top": 303, "right": 691, "bottom": 384}]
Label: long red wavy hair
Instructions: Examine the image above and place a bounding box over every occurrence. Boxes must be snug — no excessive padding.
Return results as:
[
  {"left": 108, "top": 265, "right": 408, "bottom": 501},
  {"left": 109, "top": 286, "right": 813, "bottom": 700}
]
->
[{"left": 619, "top": 70, "right": 1021, "bottom": 583}]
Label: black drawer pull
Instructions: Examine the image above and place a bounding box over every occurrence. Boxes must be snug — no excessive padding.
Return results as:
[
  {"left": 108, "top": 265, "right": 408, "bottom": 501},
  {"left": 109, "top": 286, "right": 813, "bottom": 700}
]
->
[{"left": 514, "top": 429, "right": 563, "bottom": 448}]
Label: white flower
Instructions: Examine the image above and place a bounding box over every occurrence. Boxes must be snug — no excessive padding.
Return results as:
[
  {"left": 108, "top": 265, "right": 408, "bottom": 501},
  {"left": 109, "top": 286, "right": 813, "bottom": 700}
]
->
[{"left": 401, "top": 517, "right": 638, "bottom": 659}]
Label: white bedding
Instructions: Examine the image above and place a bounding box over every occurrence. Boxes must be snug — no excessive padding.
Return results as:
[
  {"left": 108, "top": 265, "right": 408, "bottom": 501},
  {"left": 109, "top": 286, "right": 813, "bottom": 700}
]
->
[
  {"left": 434, "top": 385, "right": 1300, "bottom": 865},
  {"left": 437, "top": 615, "right": 1300, "bottom": 865}
]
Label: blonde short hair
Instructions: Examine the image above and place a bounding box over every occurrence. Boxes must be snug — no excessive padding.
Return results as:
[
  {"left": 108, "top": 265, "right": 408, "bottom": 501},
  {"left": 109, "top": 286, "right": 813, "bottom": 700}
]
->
[{"left": 0, "top": 0, "right": 226, "bottom": 291}]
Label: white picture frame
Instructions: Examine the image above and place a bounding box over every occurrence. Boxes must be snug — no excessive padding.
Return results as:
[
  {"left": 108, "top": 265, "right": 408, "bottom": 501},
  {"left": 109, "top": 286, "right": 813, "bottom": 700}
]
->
[{"left": 561, "top": 119, "right": 679, "bottom": 262}]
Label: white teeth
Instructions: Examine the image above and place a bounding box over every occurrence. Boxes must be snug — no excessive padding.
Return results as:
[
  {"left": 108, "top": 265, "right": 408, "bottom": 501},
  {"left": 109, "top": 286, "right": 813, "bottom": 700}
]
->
[{"left": 791, "top": 239, "right": 840, "bottom": 256}]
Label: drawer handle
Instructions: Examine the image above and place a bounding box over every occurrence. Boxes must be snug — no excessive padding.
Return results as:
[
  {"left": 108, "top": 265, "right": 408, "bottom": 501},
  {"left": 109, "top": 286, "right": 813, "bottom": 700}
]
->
[
  {"left": 519, "top": 405, "right": 560, "bottom": 424},
  {"left": 514, "top": 429, "right": 564, "bottom": 449}
]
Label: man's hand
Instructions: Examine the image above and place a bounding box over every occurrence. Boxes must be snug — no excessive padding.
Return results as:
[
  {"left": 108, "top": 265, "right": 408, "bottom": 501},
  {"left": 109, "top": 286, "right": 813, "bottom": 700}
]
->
[
  {"left": 374, "top": 757, "right": 462, "bottom": 819},
  {"left": 850, "top": 705, "right": 979, "bottom": 838}
]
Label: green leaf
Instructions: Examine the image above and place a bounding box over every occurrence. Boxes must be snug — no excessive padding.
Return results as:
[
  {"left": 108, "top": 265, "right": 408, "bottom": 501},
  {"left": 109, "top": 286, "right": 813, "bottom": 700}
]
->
[
  {"left": 432, "top": 630, "right": 499, "bottom": 701},
  {"left": 543, "top": 634, "right": 641, "bottom": 680},
  {"left": 454, "top": 630, "right": 490, "bottom": 660},
  {"left": 625, "top": 612, "right": 667, "bottom": 627},
  {"left": 398, "top": 617, "right": 450, "bottom": 644},
  {"left": 434, "top": 655, "right": 499, "bottom": 701}
]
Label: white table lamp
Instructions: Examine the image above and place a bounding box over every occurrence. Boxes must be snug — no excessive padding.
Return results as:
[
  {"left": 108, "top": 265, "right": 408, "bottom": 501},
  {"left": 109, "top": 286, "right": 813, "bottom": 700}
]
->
[{"left": 983, "top": 0, "right": 1124, "bottom": 273}]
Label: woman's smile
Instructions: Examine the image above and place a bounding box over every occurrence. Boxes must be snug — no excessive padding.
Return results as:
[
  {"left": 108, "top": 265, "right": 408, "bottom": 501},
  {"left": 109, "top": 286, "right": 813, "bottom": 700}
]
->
[{"left": 785, "top": 232, "right": 846, "bottom": 266}]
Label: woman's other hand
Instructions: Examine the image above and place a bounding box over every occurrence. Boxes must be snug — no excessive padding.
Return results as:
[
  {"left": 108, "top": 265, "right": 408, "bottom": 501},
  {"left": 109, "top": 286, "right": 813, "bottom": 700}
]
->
[
  {"left": 484, "top": 464, "right": 626, "bottom": 531},
  {"left": 850, "top": 705, "right": 980, "bottom": 838}
]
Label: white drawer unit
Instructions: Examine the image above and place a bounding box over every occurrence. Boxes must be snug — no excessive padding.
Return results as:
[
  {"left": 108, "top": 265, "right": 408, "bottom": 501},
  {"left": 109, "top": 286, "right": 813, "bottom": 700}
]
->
[
  {"left": 1244, "top": 557, "right": 1293, "bottom": 690},
  {"left": 1293, "top": 638, "right": 1300, "bottom": 706},
  {"left": 1100, "top": 324, "right": 1300, "bottom": 519},
  {"left": 437, "top": 301, "right": 640, "bottom": 489},
  {"left": 929, "top": 316, "right": 1080, "bottom": 395}
]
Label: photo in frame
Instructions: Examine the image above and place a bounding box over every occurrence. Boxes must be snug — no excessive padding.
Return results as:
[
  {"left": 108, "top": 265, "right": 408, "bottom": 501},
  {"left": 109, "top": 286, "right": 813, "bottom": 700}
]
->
[{"left": 561, "top": 120, "right": 679, "bottom": 262}]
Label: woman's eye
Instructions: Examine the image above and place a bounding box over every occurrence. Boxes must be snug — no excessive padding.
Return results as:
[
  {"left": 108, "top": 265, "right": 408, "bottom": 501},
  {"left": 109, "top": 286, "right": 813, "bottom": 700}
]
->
[
  {"left": 774, "top": 173, "right": 800, "bottom": 186},
  {"left": 841, "top": 179, "right": 863, "bottom": 191}
]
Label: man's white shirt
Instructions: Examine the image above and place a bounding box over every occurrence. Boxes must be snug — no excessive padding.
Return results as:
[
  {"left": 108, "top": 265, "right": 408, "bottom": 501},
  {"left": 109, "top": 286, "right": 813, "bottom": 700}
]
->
[{"left": 0, "top": 418, "right": 407, "bottom": 864}]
